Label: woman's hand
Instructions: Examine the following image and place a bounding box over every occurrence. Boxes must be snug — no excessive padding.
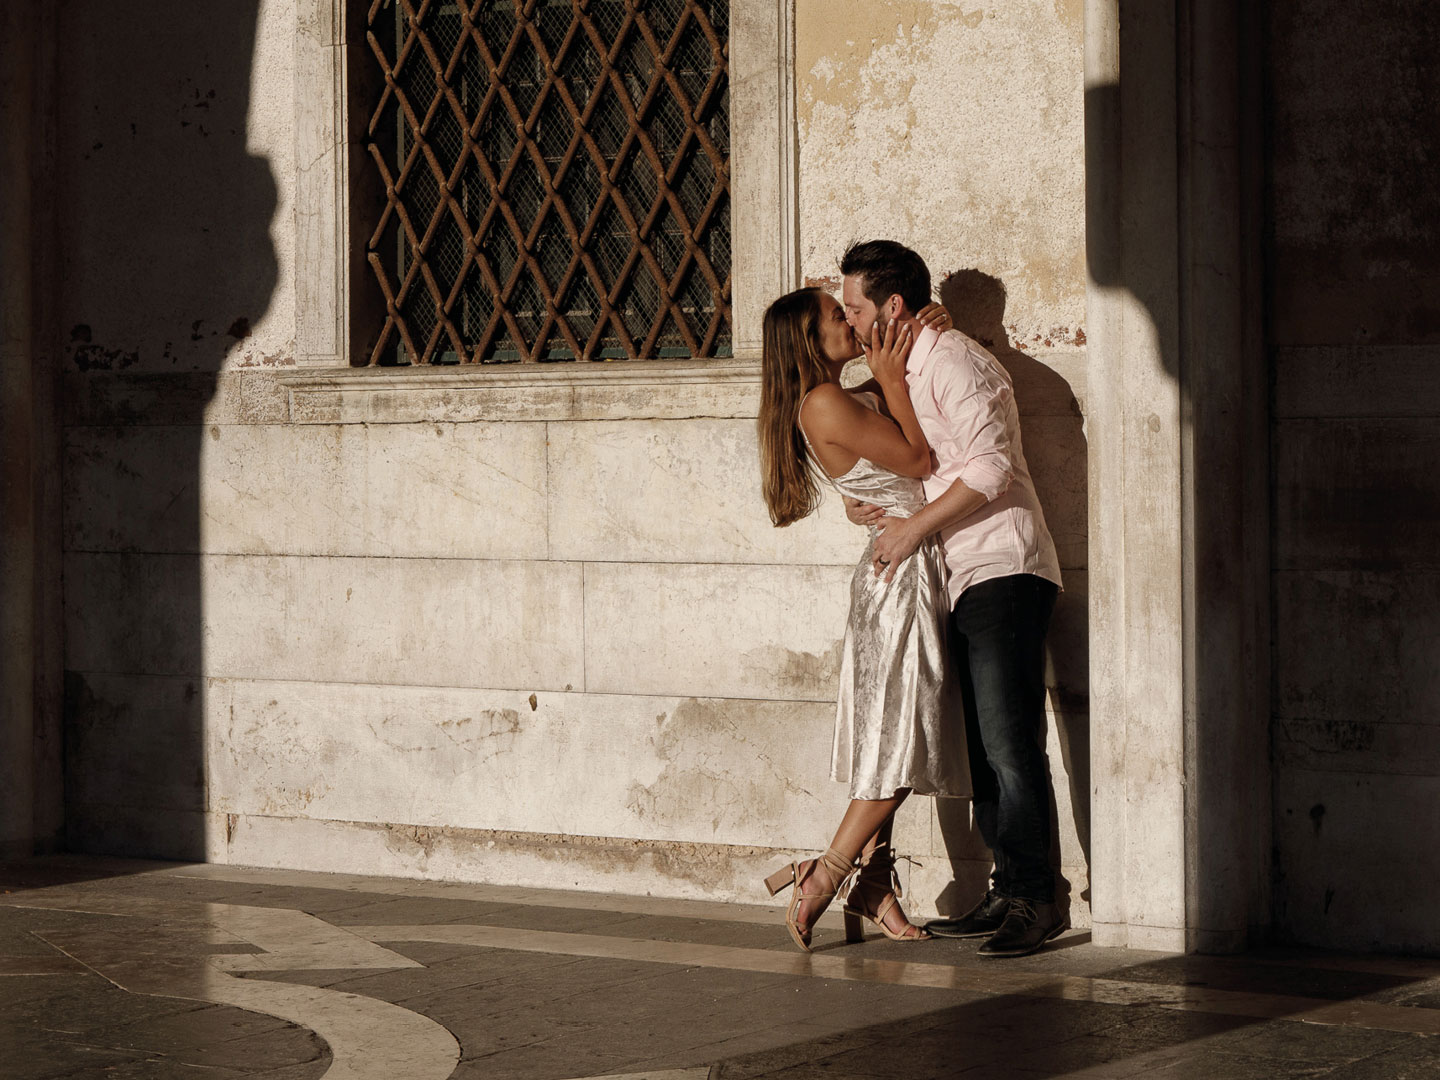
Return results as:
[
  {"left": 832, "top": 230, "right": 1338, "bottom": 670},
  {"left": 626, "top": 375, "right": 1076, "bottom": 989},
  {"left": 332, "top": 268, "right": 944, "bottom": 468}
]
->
[
  {"left": 843, "top": 495, "right": 886, "bottom": 527},
  {"left": 864, "top": 319, "right": 914, "bottom": 385},
  {"left": 916, "top": 302, "right": 952, "bottom": 333}
]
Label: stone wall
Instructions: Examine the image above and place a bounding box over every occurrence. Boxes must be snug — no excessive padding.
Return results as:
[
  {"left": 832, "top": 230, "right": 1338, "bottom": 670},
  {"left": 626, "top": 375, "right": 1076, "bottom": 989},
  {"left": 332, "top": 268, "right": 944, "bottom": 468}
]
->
[
  {"left": 795, "top": 0, "right": 1091, "bottom": 914},
  {"left": 1267, "top": 1, "right": 1440, "bottom": 952},
  {"left": 58, "top": 0, "right": 1090, "bottom": 921}
]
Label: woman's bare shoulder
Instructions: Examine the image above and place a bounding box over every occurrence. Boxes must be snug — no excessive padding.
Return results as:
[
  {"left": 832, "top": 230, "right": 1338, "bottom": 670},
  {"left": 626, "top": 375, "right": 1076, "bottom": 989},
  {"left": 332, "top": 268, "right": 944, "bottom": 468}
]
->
[{"left": 798, "top": 383, "right": 861, "bottom": 442}]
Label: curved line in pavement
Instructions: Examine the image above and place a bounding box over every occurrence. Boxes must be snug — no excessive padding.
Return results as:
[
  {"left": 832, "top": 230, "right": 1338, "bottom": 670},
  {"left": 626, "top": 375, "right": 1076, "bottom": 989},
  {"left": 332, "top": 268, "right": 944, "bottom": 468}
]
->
[{"left": 198, "top": 968, "right": 460, "bottom": 1080}]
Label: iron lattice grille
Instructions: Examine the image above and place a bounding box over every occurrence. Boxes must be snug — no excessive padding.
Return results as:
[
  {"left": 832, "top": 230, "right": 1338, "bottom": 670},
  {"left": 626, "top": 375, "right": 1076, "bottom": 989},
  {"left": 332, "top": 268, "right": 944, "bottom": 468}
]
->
[{"left": 362, "top": 0, "right": 732, "bottom": 364}]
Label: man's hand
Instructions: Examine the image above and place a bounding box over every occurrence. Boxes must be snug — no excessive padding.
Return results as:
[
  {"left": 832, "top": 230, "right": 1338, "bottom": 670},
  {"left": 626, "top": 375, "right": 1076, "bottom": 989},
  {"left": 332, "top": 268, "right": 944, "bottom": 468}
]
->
[
  {"left": 843, "top": 496, "right": 885, "bottom": 527},
  {"left": 872, "top": 515, "right": 923, "bottom": 581}
]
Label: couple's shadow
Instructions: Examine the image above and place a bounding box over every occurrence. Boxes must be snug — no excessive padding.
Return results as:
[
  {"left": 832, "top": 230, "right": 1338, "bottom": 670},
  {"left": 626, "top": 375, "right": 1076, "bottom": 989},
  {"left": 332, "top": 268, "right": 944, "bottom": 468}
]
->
[{"left": 926, "top": 270, "right": 1092, "bottom": 921}]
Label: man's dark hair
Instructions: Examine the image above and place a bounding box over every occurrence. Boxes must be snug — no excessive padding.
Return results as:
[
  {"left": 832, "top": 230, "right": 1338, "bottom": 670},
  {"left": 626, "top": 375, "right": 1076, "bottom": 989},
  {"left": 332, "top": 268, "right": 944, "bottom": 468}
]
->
[{"left": 840, "top": 240, "right": 932, "bottom": 314}]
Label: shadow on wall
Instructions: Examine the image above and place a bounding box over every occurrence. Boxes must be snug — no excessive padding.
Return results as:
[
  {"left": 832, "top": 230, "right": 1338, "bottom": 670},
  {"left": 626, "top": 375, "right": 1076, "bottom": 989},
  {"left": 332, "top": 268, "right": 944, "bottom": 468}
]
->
[
  {"left": 929, "top": 269, "right": 1092, "bottom": 918},
  {"left": 60, "top": 1, "right": 276, "bottom": 860}
]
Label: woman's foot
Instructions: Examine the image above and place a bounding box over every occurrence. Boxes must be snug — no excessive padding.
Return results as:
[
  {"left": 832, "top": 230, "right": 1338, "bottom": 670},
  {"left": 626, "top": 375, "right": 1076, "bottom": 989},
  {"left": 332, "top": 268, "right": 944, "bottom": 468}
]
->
[
  {"left": 844, "top": 843, "right": 930, "bottom": 942},
  {"left": 791, "top": 854, "right": 842, "bottom": 937},
  {"left": 763, "top": 848, "right": 858, "bottom": 951}
]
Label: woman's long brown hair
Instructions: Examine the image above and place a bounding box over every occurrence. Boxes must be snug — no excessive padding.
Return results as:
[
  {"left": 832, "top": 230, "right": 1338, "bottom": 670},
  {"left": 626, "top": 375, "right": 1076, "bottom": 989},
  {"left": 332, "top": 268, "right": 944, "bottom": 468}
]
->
[{"left": 758, "top": 288, "right": 833, "bottom": 527}]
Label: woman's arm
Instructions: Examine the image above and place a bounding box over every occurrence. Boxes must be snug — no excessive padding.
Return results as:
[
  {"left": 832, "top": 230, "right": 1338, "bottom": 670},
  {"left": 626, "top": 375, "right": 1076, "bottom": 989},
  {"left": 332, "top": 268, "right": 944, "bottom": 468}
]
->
[
  {"left": 848, "top": 302, "right": 951, "bottom": 400},
  {"left": 801, "top": 322, "right": 931, "bottom": 478},
  {"left": 863, "top": 319, "right": 931, "bottom": 477}
]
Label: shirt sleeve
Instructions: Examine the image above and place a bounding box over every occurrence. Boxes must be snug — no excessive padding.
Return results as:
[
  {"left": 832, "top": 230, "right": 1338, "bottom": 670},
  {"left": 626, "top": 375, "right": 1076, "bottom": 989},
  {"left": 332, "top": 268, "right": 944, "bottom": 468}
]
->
[{"left": 929, "top": 351, "right": 1016, "bottom": 502}]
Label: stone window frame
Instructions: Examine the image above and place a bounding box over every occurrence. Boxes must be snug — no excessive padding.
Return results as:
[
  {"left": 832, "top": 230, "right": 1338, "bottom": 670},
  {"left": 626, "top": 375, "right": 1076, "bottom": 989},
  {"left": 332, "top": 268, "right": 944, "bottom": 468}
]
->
[{"left": 292, "top": 0, "right": 797, "bottom": 377}]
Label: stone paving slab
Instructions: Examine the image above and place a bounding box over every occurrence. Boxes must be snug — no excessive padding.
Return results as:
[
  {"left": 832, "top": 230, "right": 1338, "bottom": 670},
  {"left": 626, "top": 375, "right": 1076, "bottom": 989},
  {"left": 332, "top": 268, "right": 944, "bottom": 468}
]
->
[{"left": 3, "top": 856, "right": 1440, "bottom": 1080}]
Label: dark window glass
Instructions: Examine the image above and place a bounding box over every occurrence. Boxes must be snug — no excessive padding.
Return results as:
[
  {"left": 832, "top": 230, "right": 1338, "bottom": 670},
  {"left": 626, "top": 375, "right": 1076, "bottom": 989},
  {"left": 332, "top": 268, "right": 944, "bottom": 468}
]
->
[{"left": 360, "top": 0, "right": 731, "bottom": 364}]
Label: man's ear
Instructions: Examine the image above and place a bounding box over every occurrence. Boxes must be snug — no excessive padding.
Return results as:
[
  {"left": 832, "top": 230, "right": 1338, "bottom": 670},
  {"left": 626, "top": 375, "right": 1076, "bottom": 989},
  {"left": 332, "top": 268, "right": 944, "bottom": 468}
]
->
[{"left": 886, "top": 294, "right": 903, "bottom": 319}]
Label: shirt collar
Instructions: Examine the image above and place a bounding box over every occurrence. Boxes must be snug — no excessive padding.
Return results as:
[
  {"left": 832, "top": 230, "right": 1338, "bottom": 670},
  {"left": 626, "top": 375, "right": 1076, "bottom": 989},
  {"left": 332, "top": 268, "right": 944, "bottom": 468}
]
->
[{"left": 906, "top": 324, "right": 941, "bottom": 386}]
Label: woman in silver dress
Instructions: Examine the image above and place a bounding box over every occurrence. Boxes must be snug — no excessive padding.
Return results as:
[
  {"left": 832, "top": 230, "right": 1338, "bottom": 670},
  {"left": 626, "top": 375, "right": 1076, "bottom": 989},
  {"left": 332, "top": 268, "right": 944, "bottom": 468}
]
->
[{"left": 756, "top": 287, "right": 969, "bottom": 952}]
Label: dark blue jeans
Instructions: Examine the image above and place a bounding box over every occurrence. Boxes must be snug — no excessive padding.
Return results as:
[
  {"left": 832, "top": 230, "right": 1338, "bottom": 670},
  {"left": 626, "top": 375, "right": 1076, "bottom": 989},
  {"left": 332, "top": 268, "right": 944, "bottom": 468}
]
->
[{"left": 949, "top": 573, "right": 1059, "bottom": 903}]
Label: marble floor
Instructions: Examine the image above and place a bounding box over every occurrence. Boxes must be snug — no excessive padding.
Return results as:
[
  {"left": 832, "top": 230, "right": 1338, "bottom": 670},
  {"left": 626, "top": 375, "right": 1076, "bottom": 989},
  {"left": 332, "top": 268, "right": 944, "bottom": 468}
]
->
[{"left": 2, "top": 858, "right": 1438, "bottom": 1079}]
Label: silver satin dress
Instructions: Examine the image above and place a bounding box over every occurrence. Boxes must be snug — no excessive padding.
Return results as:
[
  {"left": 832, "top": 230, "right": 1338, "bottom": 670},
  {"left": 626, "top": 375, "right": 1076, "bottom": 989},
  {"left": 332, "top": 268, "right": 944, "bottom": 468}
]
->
[{"left": 804, "top": 398, "right": 970, "bottom": 800}]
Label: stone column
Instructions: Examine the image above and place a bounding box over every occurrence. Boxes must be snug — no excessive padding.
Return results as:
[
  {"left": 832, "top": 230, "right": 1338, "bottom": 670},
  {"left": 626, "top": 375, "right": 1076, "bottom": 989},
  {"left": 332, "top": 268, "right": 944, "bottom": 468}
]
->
[
  {"left": 1084, "top": 0, "right": 1268, "bottom": 951},
  {"left": 0, "top": 3, "right": 62, "bottom": 859},
  {"left": 728, "top": 0, "right": 799, "bottom": 358}
]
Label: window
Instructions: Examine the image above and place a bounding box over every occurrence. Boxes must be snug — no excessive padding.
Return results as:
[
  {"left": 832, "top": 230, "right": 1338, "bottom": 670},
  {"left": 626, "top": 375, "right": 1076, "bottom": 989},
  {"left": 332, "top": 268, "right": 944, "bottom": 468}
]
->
[{"left": 358, "top": 0, "right": 731, "bottom": 365}]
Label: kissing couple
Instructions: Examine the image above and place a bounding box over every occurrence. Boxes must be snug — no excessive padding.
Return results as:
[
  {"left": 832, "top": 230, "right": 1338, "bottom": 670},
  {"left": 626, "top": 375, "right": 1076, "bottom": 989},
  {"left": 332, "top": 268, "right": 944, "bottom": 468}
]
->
[{"left": 757, "top": 240, "right": 1065, "bottom": 959}]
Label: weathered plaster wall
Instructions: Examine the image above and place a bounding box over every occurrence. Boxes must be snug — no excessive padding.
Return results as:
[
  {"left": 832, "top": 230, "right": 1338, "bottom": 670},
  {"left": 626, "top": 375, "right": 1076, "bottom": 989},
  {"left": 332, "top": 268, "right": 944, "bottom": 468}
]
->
[
  {"left": 60, "top": 0, "right": 1092, "bottom": 925},
  {"left": 1268, "top": 1, "right": 1440, "bottom": 953},
  {"left": 796, "top": 0, "right": 1086, "bottom": 350},
  {"left": 65, "top": 367, "right": 1090, "bottom": 918}
]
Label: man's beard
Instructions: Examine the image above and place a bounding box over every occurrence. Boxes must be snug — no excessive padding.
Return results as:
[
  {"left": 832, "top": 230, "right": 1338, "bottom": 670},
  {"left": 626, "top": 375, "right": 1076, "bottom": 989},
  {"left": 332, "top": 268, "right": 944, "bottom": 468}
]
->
[{"left": 870, "top": 308, "right": 890, "bottom": 346}]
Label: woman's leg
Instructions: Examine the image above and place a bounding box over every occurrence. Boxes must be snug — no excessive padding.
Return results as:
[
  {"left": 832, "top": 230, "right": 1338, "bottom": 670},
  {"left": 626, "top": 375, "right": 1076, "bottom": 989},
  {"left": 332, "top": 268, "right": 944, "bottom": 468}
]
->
[
  {"left": 792, "top": 795, "right": 907, "bottom": 933},
  {"left": 849, "top": 807, "right": 928, "bottom": 938},
  {"left": 831, "top": 794, "right": 906, "bottom": 860},
  {"left": 860, "top": 813, "right": 895, "bottom": 860}
]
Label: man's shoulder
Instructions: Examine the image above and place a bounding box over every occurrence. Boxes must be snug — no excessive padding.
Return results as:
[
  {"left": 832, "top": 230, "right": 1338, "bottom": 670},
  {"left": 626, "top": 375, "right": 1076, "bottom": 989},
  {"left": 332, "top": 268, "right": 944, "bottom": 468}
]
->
[
  {"left": 924, "top": 330, "right": 990, "bottom": 387},
  {"left": 940, "top": 330, "right": 1013, "bottom": 374},
  {"left": 931, "top": 328, "right": 998, "bottom": 364},
  {"left": 923, "top": 331, "right": 1013, "bottom": 405}
]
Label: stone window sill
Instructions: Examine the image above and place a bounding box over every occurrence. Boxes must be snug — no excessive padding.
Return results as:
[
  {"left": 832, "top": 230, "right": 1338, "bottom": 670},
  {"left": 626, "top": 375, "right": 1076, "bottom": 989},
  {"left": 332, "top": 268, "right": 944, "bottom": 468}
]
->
[{"left": 278, "top": 359, "right": 763, "bottom": 424}]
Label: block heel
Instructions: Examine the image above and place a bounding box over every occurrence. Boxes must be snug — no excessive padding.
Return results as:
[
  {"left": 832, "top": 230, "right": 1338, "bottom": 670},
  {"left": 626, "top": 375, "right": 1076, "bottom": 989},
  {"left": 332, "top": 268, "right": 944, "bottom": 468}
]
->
[
  {"left": 763, "top": 865, "right": 796, "bottom": 897},
  {"left": 761, "top": 848, "right": 858, "bottom": 952}
]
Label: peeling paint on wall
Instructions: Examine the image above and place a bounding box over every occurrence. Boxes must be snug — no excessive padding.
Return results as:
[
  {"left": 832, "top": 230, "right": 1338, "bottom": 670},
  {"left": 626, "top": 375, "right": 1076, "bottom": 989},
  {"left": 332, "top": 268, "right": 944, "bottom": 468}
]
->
[
  {"left": 624, "top": 698, "right": 817, "bottom": 835},
  {"left": 795, "top": 0, "right": 1086, "bottom": 349}
]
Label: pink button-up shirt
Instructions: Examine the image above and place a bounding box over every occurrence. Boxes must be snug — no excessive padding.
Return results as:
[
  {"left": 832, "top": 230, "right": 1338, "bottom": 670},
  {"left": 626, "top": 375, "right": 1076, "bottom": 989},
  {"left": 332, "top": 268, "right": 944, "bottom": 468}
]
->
[{"left": 906, "top": 326, "right": 1062, "bottom": 609}]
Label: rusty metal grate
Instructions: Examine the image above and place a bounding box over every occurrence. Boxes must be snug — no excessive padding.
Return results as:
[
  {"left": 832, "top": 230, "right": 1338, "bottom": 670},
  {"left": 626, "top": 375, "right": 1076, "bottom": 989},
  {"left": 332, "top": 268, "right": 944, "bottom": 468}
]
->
[{"left": 361, "top": 0, "right": 731, "bottom": 365}]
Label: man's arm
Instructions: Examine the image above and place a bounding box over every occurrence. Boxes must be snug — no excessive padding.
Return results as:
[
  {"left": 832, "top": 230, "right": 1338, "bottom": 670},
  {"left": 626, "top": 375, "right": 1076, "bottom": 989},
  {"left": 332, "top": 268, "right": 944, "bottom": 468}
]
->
[
  {"left": 870, "top": 352, "right": 1017, "bottom": 580},
  {"left": 870, "top": 476, "right": 988, "bottom": 581}
]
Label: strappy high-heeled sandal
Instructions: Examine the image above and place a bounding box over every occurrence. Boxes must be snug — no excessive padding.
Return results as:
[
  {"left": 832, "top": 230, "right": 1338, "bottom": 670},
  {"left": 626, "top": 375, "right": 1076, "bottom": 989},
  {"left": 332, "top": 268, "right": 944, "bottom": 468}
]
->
[
  {"left": 843, "top": 842, "right": 930, "bottom": 943},
  {"left": 763, "top": 847, "right": 859, "bottom": 952}
]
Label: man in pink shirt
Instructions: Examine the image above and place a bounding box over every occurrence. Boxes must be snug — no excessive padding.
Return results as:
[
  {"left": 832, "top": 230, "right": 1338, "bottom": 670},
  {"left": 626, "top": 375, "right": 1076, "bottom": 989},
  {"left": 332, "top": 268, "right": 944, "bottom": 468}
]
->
[{"left": 840, "top": 240, "right": 1065, "bottom": 958}]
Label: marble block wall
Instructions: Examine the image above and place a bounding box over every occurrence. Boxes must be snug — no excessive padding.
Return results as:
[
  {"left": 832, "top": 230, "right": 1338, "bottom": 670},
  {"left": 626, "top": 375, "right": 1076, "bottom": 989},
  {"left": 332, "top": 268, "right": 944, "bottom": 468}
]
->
[{"left": 62, "top": 364, "right": 1091, "bottom": 921}]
